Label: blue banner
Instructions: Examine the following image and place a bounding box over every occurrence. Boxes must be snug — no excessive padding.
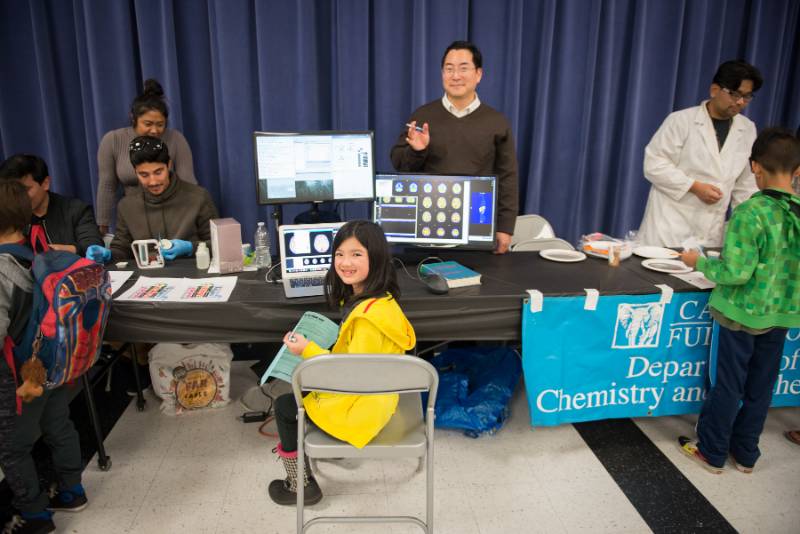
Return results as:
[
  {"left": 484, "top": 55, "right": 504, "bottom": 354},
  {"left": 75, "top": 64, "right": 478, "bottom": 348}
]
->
[{"left": 521, "top": 292, "right": 800, "bottom": 426}]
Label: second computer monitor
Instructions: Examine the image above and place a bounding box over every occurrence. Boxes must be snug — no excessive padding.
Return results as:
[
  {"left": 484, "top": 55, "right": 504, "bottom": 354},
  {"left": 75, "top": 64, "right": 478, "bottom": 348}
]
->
[
  {"left": 253, "top": 131, "right": 375, "bottom": 205},
  {"left": 374, "top": 173, "right": 497, "bottom": 248}
]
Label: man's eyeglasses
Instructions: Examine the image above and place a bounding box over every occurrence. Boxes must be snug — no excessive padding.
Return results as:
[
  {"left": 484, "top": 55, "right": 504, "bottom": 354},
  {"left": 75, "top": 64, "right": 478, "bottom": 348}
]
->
[
  {"left": 721, "top": 87, "right": 755, "bottom": 103},
  {"left": 443, "top": 66, "right": 475, "bottom": 77}
]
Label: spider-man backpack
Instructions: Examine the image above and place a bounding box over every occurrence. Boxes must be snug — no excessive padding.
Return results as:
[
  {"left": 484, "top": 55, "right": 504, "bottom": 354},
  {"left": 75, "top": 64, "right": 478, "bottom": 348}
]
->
[{"left": 1, "top": 229, "right": 112, "bottom": 410}]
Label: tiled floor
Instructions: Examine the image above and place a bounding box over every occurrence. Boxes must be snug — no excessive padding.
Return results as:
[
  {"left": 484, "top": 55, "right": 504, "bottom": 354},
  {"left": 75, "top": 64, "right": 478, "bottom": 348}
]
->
[{"left": 53, "top": 362, "right": 800, "bottom": 533}]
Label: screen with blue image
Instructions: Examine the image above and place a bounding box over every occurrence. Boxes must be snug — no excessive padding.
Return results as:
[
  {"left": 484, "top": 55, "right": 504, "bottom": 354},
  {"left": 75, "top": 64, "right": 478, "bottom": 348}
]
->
[{"left": 373, "top": 173, "right": 497, "bottom": 248}]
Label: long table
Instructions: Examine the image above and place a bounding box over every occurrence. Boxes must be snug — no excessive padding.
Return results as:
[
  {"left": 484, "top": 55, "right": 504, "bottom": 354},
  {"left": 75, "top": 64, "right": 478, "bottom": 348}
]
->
[
  {"left": 105, "top": 251, "right": 800, "bottom": 424},
  {"left": 104, "top": 251, "right": 700, "bottom": 343}
]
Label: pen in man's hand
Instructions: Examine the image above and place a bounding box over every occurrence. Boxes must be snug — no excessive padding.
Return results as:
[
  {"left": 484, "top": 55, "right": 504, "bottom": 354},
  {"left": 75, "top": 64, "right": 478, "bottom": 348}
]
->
[{"left": 405, "top": 123, "right": 425, "bottom": 133}]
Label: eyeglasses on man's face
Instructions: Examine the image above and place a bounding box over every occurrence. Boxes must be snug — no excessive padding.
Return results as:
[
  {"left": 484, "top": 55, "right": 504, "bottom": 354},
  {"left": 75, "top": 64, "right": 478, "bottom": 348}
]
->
[
  {"left": 443, "top": 66, "right": 476, "bottom": 77},
  {"left": 721, "top": 87, "right": 755, "bottom": 103}
]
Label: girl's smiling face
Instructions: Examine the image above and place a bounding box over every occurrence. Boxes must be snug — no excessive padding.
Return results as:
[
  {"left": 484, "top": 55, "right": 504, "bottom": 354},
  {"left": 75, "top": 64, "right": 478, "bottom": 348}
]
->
[{"left": 334, "top": 236, "right": 369, "bottom": 294}]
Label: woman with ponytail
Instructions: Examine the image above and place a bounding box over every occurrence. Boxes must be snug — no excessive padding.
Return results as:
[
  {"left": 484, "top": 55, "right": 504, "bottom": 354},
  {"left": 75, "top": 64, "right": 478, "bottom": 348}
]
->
[{"left": 96, "top": 79, "right": 197, "bottom": 234}]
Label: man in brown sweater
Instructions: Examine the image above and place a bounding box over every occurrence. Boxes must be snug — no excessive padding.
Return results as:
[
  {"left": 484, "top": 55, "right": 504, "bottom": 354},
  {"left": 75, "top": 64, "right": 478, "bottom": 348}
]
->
[
  {"left": 391, "top": 40, "right": 519, "bottom": 253},
  {"left": 86, "top": 136, "right": 218, "bottom": 263}
]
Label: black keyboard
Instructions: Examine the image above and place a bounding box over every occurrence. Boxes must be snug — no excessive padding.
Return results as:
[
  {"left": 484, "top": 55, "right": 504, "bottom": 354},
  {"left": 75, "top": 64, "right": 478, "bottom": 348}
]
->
[{"left": 289, "top": 277, "right": 325, "bottom": 288}]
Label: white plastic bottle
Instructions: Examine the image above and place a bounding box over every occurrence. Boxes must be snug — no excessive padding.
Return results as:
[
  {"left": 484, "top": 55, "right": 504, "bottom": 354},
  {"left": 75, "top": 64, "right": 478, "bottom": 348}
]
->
[
  {"left": 254, "top": 222, "right": 271, "bottom": 269},
  {"left": 195, "top": 242, "right": 210, "bottom": 270}
]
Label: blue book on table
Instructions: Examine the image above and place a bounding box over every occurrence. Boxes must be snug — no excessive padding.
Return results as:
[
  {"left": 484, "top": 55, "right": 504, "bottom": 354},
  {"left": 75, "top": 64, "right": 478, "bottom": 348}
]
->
[{"left": 419, "top": 261, "right": 481, "bottom": 288}]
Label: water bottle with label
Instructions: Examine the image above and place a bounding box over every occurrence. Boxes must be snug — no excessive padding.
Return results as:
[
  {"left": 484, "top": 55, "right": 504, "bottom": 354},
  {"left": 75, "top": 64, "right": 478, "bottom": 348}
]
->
[{"left": 254, "top": 222, "right": 271, "bottom": 269}]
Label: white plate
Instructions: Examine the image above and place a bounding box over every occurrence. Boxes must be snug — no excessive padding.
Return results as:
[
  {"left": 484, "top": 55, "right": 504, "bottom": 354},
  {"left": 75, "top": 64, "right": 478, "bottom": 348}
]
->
[
  {"left": 641, "top": 258, "right": 693, "bottom": 274},
  {"left": 539, "top": 249, "right": 587, "bottom": 263},
  {"left": 633, "top": 246, "right": 680, "bottom": 259}
]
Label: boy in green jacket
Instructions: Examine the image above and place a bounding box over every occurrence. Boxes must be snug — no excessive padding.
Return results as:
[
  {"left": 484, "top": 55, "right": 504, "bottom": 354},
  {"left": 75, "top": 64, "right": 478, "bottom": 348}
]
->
[{"left": 678, "top": 128, "right": 800, "bottom": 473}]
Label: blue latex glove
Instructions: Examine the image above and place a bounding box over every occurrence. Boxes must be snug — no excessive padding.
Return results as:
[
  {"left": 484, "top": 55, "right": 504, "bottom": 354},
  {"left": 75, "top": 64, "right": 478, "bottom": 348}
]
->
[
  {"left": 85, "top": 245, "right": 111, "bottom": 264},
  {"left": 161, "top": 239, "right": 193, "bottom": 261}
]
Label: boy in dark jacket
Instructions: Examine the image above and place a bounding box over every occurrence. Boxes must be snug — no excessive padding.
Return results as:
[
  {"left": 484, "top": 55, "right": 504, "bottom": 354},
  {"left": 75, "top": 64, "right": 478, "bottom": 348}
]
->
[{"left": 0, "top": 154, "right": 103, "bottom": 256}]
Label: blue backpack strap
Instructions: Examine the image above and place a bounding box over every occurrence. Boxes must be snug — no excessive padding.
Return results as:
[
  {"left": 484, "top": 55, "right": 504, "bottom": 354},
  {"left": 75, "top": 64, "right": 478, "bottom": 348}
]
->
[
  {"left": 0, "top": 245, "right": 38, "bottom": 366},
  {"left": 0, "top": 244, "right": 34, "bottom": 262}
]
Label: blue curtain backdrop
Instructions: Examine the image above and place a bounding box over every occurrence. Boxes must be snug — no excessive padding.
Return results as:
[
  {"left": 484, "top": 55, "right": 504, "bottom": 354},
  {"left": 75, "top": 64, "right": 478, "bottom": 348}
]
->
[{"left": 0, "top": 0, "right": 798, "bottom": 244}]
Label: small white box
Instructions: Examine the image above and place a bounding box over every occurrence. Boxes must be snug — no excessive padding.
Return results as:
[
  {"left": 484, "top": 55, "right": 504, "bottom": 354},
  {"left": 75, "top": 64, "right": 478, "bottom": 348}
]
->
[{"left": 209, "top": 218, "right": 244, "bottom": 274}]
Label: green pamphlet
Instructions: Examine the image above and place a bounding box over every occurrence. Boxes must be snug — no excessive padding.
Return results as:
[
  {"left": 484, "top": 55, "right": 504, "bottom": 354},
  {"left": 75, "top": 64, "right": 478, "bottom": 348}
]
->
[{"left": 259, "top": 311, "right": 339, "bottom": 384}]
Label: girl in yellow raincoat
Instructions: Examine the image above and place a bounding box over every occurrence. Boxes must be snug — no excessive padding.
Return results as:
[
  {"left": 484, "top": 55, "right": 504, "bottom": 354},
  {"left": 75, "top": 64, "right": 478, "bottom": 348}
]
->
[{"left": 269, "top": 220, "right": 416, "bottom": 506}]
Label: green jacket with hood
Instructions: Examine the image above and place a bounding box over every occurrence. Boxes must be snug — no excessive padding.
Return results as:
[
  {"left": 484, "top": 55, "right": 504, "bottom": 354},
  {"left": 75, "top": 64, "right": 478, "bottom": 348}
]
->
[{"left": 696, "top": 189, "right": 800, "bottom": 330}]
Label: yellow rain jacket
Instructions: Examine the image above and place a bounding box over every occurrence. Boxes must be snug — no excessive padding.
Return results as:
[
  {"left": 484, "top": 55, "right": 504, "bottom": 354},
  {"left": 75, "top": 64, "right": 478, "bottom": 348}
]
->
[{"left": 301, "top": 295, "right": 416, "bottom": 448}]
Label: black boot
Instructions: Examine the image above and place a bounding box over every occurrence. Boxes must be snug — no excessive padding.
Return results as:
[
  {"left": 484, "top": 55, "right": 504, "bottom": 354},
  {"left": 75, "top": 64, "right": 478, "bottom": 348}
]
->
[{"left": 268, "top": 443, "right": 323, "bottom": 506}]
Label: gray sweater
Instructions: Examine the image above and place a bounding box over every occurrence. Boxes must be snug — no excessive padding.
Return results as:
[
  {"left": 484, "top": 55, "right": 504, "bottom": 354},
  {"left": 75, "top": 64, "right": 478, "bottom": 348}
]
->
[
  {"left": 96, "top": 127, "right": 197, "bottom": 227},
  {"left": 0, "top": 253, "right": 33, "bottom": 342},
  {"left": 109, "top": 174, "right": 218, "bottom": 261}
]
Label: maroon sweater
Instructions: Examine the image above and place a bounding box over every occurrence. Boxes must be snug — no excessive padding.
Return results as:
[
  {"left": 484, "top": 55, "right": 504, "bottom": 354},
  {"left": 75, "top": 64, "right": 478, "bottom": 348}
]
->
[{"left": 390, "top": 100, "right": 519, "bottom": 235}]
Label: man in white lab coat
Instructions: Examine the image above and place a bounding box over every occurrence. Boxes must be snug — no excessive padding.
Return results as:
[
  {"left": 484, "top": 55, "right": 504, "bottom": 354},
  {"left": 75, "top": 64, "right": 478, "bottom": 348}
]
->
[{"left": 637, "top": 60, "right": 763, "bottom": 247}]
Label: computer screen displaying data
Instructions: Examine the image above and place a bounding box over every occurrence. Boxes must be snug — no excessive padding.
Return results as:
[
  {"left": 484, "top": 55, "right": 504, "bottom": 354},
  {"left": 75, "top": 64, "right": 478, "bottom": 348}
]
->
[
  {"left": 280, "top": 223, "right": 342, "bottom": 275},
  {"left": 373, "top": 173, "right": 497, "bottom": 248},
  {"left": 254, "top": 131, "right": 375, "bottom": 204}
]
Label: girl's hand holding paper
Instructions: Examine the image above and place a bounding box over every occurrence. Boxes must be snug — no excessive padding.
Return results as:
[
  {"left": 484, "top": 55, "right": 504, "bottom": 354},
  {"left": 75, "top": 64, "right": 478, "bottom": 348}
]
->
[{"left": 283, "top": 331, "right": 309, "bottom": 355}]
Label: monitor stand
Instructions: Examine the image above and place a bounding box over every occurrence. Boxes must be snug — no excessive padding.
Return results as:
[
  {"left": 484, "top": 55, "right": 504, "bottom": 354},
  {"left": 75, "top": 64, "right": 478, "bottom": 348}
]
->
[{"left": 293, "top": 202, "right": 341, "bottom": 224}]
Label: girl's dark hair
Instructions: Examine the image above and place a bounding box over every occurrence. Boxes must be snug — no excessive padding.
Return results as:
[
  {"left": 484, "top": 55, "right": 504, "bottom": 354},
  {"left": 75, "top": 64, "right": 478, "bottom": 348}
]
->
[
  {"left": 130, "top": 79, "right": 169, "bottom": 126},
  {"left": 0, "top": 180, "right": 32, "bottom": 234},
  {"left": 129, "top": 135, "right": 171, "bottom": 167},
  {"left": 324, "top": 220, "right": 400, "bottom": 309}
]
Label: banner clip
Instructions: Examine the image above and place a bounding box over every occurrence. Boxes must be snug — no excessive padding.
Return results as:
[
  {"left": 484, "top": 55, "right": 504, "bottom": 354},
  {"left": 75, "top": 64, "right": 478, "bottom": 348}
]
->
[
  {"left": 655, "top": 284, "right": 674, "bottom": 304},
  {"left": 583, "top": 288, "right": 599, "bottom": 310},
  {"left": 526, "top": 289, "right": 543, "bottom": 313}
]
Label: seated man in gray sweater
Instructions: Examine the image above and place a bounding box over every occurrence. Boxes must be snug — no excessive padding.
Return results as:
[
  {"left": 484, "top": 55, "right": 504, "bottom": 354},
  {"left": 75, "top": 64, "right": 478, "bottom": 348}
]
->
[
  {"left": 86, "top": 136, "right": 218, "bottom": 263},
  {"left": 391, "top": 40, "right": 519, "bottom": 254}
]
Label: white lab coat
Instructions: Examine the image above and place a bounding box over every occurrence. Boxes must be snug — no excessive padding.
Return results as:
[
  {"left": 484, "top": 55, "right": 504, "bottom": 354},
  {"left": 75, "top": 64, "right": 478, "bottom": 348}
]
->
[{"left": 637, "top": 102, "right": 757, "bottom": 247}]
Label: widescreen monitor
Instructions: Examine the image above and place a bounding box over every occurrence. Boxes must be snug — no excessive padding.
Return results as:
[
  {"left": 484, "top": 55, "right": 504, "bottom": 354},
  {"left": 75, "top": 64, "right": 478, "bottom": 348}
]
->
[
  {"left": 254, "top": 131, "right": 375, "bottom": 205},
  {"left": 373, "top": 173, "right": 497, "bottom": 248}
]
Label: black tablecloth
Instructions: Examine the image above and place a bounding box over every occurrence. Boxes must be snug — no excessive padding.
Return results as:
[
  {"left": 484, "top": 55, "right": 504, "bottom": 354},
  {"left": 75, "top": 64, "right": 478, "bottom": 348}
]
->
[{"left": 105, "top": 251, "right": 707, "bottom": 343}]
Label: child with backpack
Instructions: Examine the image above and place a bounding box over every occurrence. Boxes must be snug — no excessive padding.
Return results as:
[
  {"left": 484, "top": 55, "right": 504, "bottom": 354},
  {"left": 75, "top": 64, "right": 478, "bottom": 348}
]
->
[
  {"left": 268, "top": 220, "right": 416, "bottom": 506},
  {"left": 0, "top": 181, "right": 89, "bottom": 534},
  {"left": 678, "top": 128, "right": 800, "bottom": 473}
]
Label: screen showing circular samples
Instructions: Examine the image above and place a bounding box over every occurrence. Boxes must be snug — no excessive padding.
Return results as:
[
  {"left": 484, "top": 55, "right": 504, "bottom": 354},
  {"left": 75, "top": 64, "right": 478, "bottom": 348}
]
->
[{"left": 373, "top": 174, "right": 496, "bottom": 247}]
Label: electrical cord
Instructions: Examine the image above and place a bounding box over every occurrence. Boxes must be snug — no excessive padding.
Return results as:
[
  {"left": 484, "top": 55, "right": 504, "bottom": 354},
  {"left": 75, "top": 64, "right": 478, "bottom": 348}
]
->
[
  {"left": 391, "top": 257, "right": 417, "bottom": 280},
  {"left": 264, "top": 262, "right": 282, "bottom": 283},
  {"left": 258, "top": 416, "right": 279, "bottom": 438},
  {"left": 257, "top": 379, "right": 290, "bottom": 438},
  {"left": 238, "top": 384, "right": 274, "bottom": 412},
  {"left": 239, "top": 381, "right": 281, "bottom": 438},
  {"left": 392, "top": 256, "right": 445, "bottom": 282},
  {"left": 415, "top": 256, "right": 444, "bottom": 280}
]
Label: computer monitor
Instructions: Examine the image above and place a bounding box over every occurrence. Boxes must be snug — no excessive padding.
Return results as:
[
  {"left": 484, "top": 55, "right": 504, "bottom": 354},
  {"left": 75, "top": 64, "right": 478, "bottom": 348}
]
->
[
  {"left": 373, "top": 173, "right": 497, "bottom": 248},
  {"left": 253, "top": 131, "right": 375, "bottom": 205},
  {"left": 278, "top": 222, "right": 345, "bottom": 298}
]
